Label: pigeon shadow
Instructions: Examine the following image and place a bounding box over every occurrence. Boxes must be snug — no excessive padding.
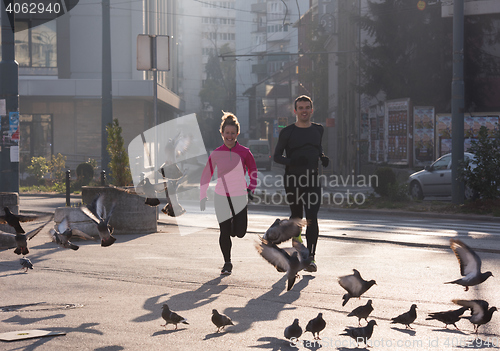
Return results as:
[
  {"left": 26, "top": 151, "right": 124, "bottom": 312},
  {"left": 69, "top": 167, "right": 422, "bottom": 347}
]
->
[
  {"left": 249, "top": 336, "right": 301, "bottom": 350},
  {"left": 94, "top": 347, "right": 125, "bottom": 351},
  {"left": 151, "top": 328, "right": 186, "bottom": 337},
  {"left": 431, "top": 327, "right": 467, "bottom": 335},
  {"left": 133, "top": 277, "right": 226, "bottom": 323},
  {"left": 2, "top": 314, "right": 66, "bottom": 325},
  {"left": 203, "top": 330, "right": 231, "bottom": 340},
  {"left": 390, "top": 327, "right": 416, "bottom": 336}
]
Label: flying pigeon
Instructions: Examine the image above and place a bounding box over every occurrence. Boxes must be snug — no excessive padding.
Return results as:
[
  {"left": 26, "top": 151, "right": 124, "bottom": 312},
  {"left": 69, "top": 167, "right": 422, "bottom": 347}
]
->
[
  {"left": 338, "top": 269, "right": 376, "bottom": 306},
  {"left": 160, "top": 131, "right": 193, "bottom": 171},
  {"left": 426, "top": 307, "right": 468, "bottom": 330},
  {"left": 305, "top": 313, "right": 326, "bottom": 340},
  {"left": 0, "top": 206, "right": 40, "bottom": 234},
  {"left": 20, "top": 257, "right": 33, "bottom": 272},
  {"left": 81, "top": 193, "right": 117, "bottom": 247},
  {"left": 340, "top": 320, "right": 377, "bottom": 347},
  {"left": 391, "top": 304, "right": 418, "bottom": 329},
  {"left": 136, "top": 177, "right": 163, "bottom": 207},
  {"left": 284, "top": 318, "right": 302, "bottom": 340},
  {"left": 135, "top": 173, "right": 187, "bottom": 217},
  {"left": 50, "top": 216, "right": 95, "bottom": 250},
  {"left": 262, "top": 218, "right": 307, "bottom": 245},
  {"left": 161, "top": 304, "right": 189, "bottom": 330},
  {"left": 13, "top": 216, "right": 53, "bottom": 255},
  {"left": 445, "top": 238, "right": 493, "bottom": 291},
  {"left": 211, "top": 309, "right": 234, "bottom": 333},
  {"left": 159, "top": 174, "right": 187, "bottom": 217},
  {"left": 347, "top": 299, "right": 374, "bottom": 326},
  {"left": 453, "top": 299, "right": 497, "bottom": 334},
  {"left": 255, "top": 238, "right": 313, "bottom": 291}
]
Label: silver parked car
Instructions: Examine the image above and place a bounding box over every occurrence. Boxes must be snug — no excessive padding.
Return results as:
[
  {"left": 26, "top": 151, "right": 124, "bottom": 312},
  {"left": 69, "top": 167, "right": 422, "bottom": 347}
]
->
[{"left": 408, "top": 152, "right": 477, "bottom": 200}]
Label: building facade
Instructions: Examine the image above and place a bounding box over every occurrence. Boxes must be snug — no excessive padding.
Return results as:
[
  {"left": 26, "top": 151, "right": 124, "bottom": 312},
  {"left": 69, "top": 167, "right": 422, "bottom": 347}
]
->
[{"left": 1, "top": 0, "right": 183, "bottom": 175}]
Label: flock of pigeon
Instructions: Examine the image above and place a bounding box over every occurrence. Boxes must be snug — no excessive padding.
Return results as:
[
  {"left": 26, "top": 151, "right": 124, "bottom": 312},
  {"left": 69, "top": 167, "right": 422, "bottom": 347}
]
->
[
  {"left": 0, "top": 193, "right": 118, "bottom": 272},
  {"left": 153, "top": 218, "right": 496, "bottom": 347},
  {"left": 256, "top": 220, "right": 497, "bottom": 347},
  {"left": 1, "top": 182, "right": 498, "bottom": 346}
]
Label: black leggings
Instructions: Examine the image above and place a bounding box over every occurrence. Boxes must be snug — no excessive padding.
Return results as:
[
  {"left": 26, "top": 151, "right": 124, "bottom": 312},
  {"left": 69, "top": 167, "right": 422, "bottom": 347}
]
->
[
  {"left": 284, "top": 172, "right": 321, "bottom": 257},
  {"left": 214, "top": 194, "right": 248, "bottom": 263}
]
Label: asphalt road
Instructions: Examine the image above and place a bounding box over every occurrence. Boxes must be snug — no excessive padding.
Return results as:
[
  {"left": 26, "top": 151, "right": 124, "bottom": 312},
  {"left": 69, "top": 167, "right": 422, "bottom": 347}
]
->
[{"left": 0, "top": 195, "right": 499, "bottom": 350}]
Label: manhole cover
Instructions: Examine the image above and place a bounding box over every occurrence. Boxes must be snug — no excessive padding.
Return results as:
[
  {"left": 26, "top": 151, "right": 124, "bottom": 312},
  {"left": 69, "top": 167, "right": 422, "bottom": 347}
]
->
[{"left": 0, "top": 303, "right": 83, "bottom": 312}]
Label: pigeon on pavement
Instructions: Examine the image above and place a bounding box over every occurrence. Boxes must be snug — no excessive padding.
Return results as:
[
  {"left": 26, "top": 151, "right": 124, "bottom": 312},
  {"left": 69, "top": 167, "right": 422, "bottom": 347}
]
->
[
  {"left": 81, "top": 193, "right": 117, "bottom": 247},
  {"left": 340, "top": 320, "right": 377, "bottom": 347},
  {"left": 50, "top": 216, "right": 95, "bottom": 250},
  {"left": 0, "top": 206, "right": 40, "bottom": 234},
  {"left": 391, "top": 304, "right": 418, "bottom": 329},
  {"left": 13, "top": 216, "right": 53, "bottom": 255},
  {"left": 445, "top": 238, "right": 493, "bottom": 291},
  {"left": 20, "top": 257, "right": 33, "bottom": 272},
  {"left": 347, "top": 299, "right": 374, "bottom": 326},
  {"left": 284, "top": 318, "right": 302, "bottom": 340},
  {"left": 453, "top": 299, "right": 497, "bottom": 334},
  {"left": 262, "top": 218, "right": 307, "bottom": 245},
  {"left": 161, "top": 304, "right": 189, "bottom": 330},
  {"left": 426, "top": 307, "right": 468, "bottom": 330},
  {"left": 305, "top": 313, "right": 326, "bottom": 340},
  {"left": 211, "top": 309, "right": 234, "bottom": 333},
  {"left": 255, "top": 237, "right": 313, "bottom": 291},
  {"left": 338, "top": 269, "right": 376, "bottom": 306}
]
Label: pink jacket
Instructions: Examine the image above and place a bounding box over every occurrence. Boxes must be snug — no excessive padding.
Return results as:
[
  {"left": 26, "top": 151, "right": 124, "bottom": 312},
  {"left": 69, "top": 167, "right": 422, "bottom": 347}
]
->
[{"left": 200, "top": 142, "right": 257, "bottom": 200}]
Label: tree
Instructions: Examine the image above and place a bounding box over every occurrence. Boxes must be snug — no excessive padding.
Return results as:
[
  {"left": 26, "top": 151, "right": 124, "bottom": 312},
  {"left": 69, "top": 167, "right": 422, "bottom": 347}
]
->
[
  {"left": 106, "top": 119, "right": 132, "bottom": 186},
  {"left": 359, "top": 0, "right": 500, "bottom": 112},
  {"left": 460, "top": 126, "right": 500, "bottom": 199}
]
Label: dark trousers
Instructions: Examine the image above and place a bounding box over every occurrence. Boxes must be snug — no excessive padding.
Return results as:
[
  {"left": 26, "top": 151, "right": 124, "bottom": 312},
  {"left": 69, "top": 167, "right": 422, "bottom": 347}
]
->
[
  {"left": 284, "top": 172, "right": 321, "bottom": 257},
  {"left": 214, "top": 194, "right": 248, "bottom": 263}
]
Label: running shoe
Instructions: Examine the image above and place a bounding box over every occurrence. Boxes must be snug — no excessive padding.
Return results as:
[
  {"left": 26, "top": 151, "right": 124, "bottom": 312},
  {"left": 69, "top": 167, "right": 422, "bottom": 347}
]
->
[{"left": 221, "top": 262, "right": 233, "bottom": 275}]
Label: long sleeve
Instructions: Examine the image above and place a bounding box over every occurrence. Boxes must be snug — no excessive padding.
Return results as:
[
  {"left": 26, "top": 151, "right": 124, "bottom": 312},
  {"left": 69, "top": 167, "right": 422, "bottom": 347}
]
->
[
  {"left": 245, "top": 151, "right": 258, "bottom": 192},
  {"left": 273, "top": 126, "right": 292, "bottom": 166},
  {"left": 199, "top": 154, "right": 215, "bottom": 200}
]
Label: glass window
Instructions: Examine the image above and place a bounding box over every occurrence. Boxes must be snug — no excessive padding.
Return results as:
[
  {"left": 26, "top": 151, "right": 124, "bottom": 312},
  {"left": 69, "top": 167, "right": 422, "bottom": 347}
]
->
[
  {"left": 15, "top": 20, "right": 57, "bottom": 68},
  {"left": 432, "top": 155, "right": 451, "bottom": 171},
  {"left": 19, "top": 114, "right": 53, "bottom": 171}
]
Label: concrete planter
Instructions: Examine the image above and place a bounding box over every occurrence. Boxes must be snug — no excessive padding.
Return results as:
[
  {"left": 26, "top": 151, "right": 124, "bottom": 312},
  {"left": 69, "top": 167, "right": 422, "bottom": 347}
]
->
[{"left": 54, "top": 186, "right": 157, "bottom": 236}]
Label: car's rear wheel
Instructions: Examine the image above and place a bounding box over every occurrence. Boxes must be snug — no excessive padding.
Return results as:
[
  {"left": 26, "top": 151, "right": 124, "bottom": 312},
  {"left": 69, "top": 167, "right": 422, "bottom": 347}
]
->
[{"left": 410, "top": 181, "right": 424, "bottom": 200}]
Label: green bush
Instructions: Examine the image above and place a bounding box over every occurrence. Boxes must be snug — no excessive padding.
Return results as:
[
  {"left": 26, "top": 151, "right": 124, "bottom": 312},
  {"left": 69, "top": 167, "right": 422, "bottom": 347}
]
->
[
  {"left": 49, "top": 153, "right": 67, "bottom": 183},
  {"left": 26, "top": 156, "right": 49, "bottom": 184},
  {"left": 460, "top": 126, "right": 500, "bottom": 199},
  {"left": 373, "top": 167, "right": 397, "bottom": 197},
  {"left": 387, "top": 182, "right": 409, "bottom": 202}
]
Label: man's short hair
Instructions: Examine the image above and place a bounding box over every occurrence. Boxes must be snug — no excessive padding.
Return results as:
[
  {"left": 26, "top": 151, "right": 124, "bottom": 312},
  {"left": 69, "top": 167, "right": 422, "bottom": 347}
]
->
[{"left": 294, "top": 95, "right": 313, "bottom": 111}]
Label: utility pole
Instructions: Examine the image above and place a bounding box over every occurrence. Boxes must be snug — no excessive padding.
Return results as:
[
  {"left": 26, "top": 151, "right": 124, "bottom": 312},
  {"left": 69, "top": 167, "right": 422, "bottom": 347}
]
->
[
  {"left": 101, "top": 0, "right": 113, "bottom": 175},
  {"left": 451, "top": 0, "right": 465, "bottom": 204},
  {"left": 0, "top": 0, "right": 19, "bottom": 193}
]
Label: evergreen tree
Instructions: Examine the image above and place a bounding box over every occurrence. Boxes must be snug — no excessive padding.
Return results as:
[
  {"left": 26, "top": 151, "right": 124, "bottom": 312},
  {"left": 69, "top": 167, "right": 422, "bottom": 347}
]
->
[{"left": 106, "top": 119, "right": 132, "bottom": 186}]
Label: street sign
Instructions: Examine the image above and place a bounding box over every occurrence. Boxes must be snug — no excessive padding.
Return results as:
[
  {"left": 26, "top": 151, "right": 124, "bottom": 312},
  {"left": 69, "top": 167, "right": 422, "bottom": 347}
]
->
[{"left": 137, "top": 35, "right": 170, "bottom": 71}]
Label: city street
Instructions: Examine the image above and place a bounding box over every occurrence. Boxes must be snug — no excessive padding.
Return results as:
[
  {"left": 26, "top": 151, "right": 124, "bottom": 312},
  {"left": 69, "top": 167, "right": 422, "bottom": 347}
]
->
[{"left": 0, "top": 196, "right": 499, "bottom": 350}]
